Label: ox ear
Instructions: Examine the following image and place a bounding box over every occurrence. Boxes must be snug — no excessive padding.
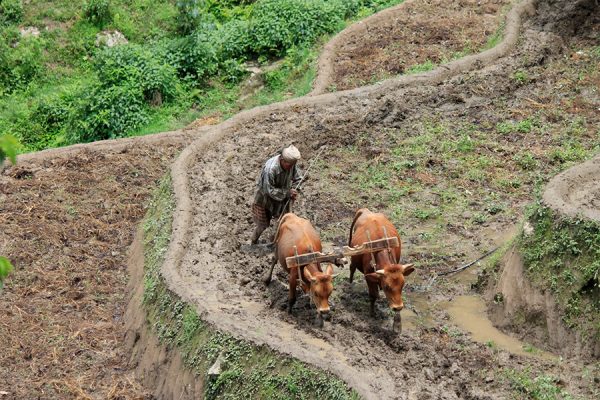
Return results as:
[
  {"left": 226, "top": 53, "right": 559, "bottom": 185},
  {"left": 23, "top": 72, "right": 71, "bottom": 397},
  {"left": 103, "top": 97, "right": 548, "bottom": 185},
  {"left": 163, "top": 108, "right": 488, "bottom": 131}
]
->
[
  {"left": 365, "top": 273, "right": 381, "bottom": 285},
  {"left": 325, "top": 264, "right": 334, "bottom": 276},
  {"left": 304, "top": 268, "right": 317, "bottom": 283},
  {"left": 402, "top": 263, "right": 415, "bottom": 276}
]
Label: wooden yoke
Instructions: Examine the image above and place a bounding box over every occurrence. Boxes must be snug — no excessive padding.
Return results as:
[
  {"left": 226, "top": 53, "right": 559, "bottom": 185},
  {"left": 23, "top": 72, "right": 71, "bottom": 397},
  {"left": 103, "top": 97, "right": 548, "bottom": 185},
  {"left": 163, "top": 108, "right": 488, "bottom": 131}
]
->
[{"left": 285, "top": 236, "right": 400, "bottom": 269}]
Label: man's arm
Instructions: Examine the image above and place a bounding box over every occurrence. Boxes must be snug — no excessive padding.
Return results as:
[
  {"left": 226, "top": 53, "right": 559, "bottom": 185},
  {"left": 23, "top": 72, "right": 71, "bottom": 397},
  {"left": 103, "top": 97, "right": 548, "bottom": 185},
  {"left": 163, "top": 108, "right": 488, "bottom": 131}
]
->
[
  {"left": 291, "top": 165, "right": 303, "bottom": 188},
  {"left": 265, "top": 167, "right": 288, "bottom": 202}
]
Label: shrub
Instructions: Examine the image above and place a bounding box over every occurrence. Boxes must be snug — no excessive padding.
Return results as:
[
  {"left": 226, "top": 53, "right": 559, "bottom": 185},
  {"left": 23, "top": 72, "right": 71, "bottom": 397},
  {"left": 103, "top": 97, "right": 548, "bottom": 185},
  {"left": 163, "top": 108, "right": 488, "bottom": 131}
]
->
[
  {"left": 248, "top": 0, "right": 345, "bottom": 56},
  {"left": 0, "top": 0, "right": 23, "bottom": 26},
  {"left": 69, "top": 83, "right": 150, "bottom": 143},
  {"left": 205, "top": 0, "right": 256, "bottom": 22},
  {"left": 219, "top": 58, "right": 248, "bottom": 84},
  {"left": 83, "top": 0, "right": 112, "bottom": 27},
  {"left": 216, "top": 19, "right": 251, "bottom": 60},
  {"left": 0, "top": 133, "right": 18, "bottom": 164},
  {"left": 94, "top": 44, "right": 179, "bottom": 102},
  {"left": 0, "top": 30, "right": 44, "bottom": 94},
  {"left": 168, "top": 32, "right": 219, "bottom": 79},
  {"left": 65, "top": 44, "right": 182, "bottom": 143},
  {"left": 176, "top": 0, "right": 205, "bottom": 34}
]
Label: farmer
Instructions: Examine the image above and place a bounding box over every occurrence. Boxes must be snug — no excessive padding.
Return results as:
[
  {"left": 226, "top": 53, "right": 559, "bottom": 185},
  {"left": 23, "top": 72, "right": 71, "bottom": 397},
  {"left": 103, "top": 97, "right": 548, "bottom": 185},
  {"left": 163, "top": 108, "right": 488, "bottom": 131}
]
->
[{"left": 250, "top": 145, "right": 302, "bottom": 245}]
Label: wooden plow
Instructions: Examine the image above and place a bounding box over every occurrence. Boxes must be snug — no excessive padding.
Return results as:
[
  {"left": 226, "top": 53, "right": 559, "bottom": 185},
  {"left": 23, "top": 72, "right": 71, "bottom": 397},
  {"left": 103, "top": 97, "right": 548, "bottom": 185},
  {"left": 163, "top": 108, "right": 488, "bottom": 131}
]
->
[{"left": 285, "top": 234, "right": 400, "bottom": 270}]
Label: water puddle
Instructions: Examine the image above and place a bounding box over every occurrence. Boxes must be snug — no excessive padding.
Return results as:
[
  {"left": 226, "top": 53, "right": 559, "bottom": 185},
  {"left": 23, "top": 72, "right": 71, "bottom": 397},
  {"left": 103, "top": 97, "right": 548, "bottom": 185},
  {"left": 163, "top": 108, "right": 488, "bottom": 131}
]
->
[
  {"left": 402, "top": 293, "right": 436, "bottom": 331},
  {"left": 443, "top": 295, "right": 556, "bottom": 360}
]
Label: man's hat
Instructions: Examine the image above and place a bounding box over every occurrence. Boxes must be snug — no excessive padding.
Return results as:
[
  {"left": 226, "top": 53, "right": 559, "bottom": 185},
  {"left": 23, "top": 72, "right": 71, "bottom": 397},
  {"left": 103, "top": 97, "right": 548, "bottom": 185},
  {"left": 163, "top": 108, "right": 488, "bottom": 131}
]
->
[{"left": 281, "top": 145, "right": 301, "bottom": 162}]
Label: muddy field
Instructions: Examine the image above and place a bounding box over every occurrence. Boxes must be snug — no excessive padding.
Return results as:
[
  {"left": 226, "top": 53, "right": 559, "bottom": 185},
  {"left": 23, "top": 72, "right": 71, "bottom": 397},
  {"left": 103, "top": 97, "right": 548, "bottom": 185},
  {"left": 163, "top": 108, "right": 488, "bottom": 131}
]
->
[
  {"left": 330, "top": 0, "right": 511, "bottom": 91},
  {"left": 1, "top": 0, "right": 599, "bottom": 398},
  {"left": 0, "top": 133, "right": 195, "bottom": 398},
  {"left": 175, "top": 1, "right": 600, "bottom": 399}
]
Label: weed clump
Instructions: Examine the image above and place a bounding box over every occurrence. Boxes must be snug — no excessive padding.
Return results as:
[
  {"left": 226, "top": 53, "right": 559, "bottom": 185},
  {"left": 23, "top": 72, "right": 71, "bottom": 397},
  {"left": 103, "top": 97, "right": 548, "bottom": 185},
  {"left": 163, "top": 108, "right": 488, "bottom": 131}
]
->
[{"left": 518, "top": 202, "right": 600, "bottom": 340}]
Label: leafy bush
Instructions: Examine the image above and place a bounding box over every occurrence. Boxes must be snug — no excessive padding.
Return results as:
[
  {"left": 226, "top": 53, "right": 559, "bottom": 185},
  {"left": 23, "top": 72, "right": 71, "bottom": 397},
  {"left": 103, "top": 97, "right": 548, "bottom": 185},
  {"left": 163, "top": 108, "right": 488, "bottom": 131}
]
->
[
  {"left": 0, "top": 133, "right": 18, "bottom": 164},
  {"left": 69, "top": 83, "right": 150, "bottom": 143},
  {"left": 219, "top": 58, "right": 248, "bottom": 84},
  {"left": 168, "top": 32, "right": 219, "bottom": 79},
  {"left": 0, "top": 0, "right": 23, "bottom": 26},
  {"left": 216, "top": 19, "right": 251, "bottom": 60},
  {"left": 176, "top": 0, "right": 205, "bottom": 34},
  {"left": 0, "top": 30, "right": 44, "bottom": 94},
  {"left": 248, "top": 0, "right": 345, "bottom": 56},
  {"left": 65, "top": 44, "right": 183, "bottom": 143},
  {"left": 84, "top": 0, "right": 112, "bottom": 26},
  {"left": 205, "top": 0, "right": 255, "bottom": 22},
  {"left": 94, "top": 44, "right": 179, "bottom": 102}
]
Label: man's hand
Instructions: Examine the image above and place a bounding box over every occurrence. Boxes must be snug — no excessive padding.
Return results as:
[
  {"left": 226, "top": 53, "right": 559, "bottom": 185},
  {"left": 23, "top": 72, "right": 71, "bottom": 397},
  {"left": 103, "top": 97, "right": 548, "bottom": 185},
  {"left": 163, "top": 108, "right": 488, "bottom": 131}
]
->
[{"left": 290, "top": 189, "right": 298, "bottom": 201}]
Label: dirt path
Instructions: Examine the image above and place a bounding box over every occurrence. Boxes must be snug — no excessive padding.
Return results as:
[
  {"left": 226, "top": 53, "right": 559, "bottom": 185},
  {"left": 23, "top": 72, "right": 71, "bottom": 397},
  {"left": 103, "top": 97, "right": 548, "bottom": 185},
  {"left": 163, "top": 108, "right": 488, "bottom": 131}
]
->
[
  {"left": 544, "top": 154, "right": 600, "bottom": 222},
  {"left": 158, "top": 1, "right": 600, "bottom": 398},
  {"left": 313, "top": 0, "right": 513, "bottom": 93}
]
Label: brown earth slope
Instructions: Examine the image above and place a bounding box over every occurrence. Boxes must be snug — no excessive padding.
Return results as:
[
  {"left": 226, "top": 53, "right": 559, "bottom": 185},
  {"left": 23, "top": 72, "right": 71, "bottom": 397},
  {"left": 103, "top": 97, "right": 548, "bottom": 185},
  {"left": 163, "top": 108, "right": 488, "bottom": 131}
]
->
[
  {"left": 325, "top": 0, "right": 511, "bottom": 91},
  {"left": 0, "top": 133, "right": 195, "bottom": 398}
]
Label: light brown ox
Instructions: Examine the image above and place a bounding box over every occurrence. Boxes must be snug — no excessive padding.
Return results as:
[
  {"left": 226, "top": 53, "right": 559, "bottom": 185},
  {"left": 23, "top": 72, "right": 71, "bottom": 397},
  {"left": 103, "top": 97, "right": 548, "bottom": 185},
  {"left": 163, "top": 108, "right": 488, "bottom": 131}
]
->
[
  {"left": 263, "top": 213, "right": 335, "bottom": 326},
  {"left": 349, "top": 208, "right": 414, "bottom": 332}
]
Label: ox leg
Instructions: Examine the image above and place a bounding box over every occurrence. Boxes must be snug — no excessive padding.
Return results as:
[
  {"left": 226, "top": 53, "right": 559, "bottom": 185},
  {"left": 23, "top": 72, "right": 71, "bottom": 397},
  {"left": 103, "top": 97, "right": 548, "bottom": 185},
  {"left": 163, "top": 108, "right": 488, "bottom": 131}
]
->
[
  {"left": 366, "top": 281, "right": 379, "bottom": 317},
  {"left": 349, "top": 260, "right": 357, "bottom": 283},
  {"left": 393, "top": 311, "right": 402, "bottom": 333},
  {"left": 314, "top": 312, "right": 324, "bottom": 328},
  {"left": 263, "top": 256, "right": 277, "bottom": 286},
  {"left": 287, "top": 273, "right": 297, "bottom": 314}
]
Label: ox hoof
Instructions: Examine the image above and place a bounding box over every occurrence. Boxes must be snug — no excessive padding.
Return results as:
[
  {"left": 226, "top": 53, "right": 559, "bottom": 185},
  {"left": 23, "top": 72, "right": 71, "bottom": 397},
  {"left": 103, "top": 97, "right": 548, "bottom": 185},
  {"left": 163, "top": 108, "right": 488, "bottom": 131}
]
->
[
  {"left": 392, "top": 314, "right": 402, "bottom": 334},
  {"left": 314, "top": 316, "right": 324, "bottom": 328}
]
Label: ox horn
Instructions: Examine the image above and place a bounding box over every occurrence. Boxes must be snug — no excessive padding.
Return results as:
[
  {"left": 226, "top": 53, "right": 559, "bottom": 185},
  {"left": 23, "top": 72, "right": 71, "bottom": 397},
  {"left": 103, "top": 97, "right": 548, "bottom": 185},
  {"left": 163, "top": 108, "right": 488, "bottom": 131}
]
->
[
  {"left": 304, "top": 268, "right": 317, "bottom": 283},
  {"left": 375, "top": 269, "right": 385, "bottom": 275}
]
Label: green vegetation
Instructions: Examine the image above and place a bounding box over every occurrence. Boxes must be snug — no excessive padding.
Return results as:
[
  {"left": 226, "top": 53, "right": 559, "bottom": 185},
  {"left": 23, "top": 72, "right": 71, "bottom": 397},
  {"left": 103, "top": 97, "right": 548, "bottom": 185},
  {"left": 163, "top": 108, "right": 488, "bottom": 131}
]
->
[
  {"left": 518, "top": 202, "right": 600, "bottom": 340},
  {"left": 406, "top": 59, "right": 435, "bottom": 74},
  {"left": 503, "top": 368, "right": 577, "bottom": 400},
  {"left": 0, "top": 256, "right": 13, "bottom": 293},
  {"left": 0, "top": 0, "right": 24, "bottom": 26},
  {"left": 0, "top": 133, "right": 18, "bottom": 292},
  {"left": 0, "top": 0, "right": 401, "bottom": 152},
  {"left": 0, "top": 133, "right": 17, "bottom": 164},
  {"left": 142, "top": 176, "right": 359, "bottom": 399}
]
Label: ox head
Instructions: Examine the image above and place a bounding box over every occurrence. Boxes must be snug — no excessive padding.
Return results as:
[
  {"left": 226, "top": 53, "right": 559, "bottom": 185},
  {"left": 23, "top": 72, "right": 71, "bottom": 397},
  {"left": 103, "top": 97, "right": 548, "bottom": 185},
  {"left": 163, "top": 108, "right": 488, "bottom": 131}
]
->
[
  {"left": 365, "top": 263, "right": 415, "bottom": 311},
  {"left": 304, "top": 264, "right": 336, "bottom": 315}
]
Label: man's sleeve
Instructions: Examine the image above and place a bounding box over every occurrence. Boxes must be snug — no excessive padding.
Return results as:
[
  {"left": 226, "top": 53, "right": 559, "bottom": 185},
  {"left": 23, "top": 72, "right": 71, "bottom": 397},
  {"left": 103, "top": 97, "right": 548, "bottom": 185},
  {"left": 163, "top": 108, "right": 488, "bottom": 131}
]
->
[
  {"left": 266, "top": 168, "right": 288, "bottom": 201},
  {"left": 292, "top": 165, "right": 302, "bottom": 187}
]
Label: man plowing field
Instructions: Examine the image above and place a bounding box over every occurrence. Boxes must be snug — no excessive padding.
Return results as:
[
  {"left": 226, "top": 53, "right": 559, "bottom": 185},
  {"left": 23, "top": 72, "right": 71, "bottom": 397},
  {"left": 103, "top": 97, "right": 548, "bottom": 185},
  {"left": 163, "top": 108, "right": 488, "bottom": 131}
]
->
[{"left": 250, "top": 145, "right": 302, "bottom": 245}]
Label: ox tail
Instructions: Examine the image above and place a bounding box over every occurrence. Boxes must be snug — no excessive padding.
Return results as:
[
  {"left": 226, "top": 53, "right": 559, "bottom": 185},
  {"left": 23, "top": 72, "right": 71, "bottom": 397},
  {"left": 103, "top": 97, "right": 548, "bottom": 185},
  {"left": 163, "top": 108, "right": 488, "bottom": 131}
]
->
[{"left": 348, "top": 208, "right": 370, "bottom": 246}]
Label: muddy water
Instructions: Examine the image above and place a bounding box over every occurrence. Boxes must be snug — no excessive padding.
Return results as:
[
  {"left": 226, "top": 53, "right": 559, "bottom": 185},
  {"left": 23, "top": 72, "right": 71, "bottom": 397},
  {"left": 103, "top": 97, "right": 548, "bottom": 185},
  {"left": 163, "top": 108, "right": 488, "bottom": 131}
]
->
[
  {"left": 402, "top": 224, "right": 557, "bottom": 361},
  {"left": 443, "top": 295, "right": 556, "bottom": 360}
]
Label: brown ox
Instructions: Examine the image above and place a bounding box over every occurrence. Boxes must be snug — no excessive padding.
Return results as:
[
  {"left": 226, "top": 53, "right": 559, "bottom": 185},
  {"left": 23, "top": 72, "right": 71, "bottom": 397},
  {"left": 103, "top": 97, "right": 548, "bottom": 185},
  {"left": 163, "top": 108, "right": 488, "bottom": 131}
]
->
[
  {"left": 263, "top": 213, "right": 335, "bottom": 326},
  {"left": 348, "top": 208, "right": 414, "bottom": 332}
]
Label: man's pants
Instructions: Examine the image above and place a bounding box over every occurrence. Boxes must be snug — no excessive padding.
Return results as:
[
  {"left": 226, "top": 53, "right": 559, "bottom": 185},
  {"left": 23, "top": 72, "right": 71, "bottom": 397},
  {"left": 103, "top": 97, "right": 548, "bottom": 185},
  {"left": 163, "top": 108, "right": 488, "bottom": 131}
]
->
[{"left": 251, "top": 203, "right": 271, "bottom": 244}]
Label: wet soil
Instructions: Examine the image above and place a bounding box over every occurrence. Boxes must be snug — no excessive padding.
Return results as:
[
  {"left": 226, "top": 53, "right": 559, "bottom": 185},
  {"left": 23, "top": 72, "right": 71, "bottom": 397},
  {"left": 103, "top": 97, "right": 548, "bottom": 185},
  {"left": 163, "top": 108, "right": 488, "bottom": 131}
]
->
[
  {"left": 331, "top": 0, "right": 512, "bottom": 91},
  {"left": 174, "top": 1, "right": 600, "bottom": 398},
  {"left": 0, "top": 134, "right": 194, "bottom": 399}
]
